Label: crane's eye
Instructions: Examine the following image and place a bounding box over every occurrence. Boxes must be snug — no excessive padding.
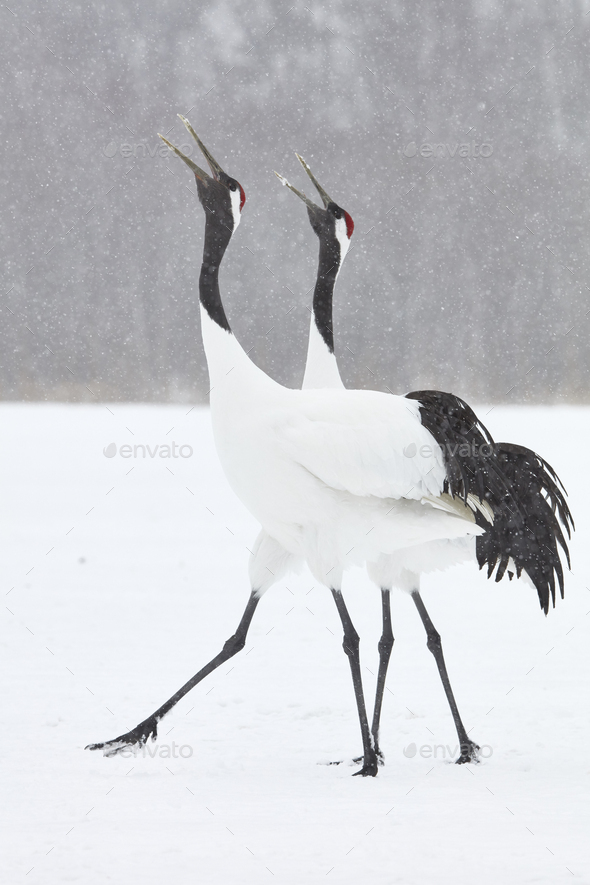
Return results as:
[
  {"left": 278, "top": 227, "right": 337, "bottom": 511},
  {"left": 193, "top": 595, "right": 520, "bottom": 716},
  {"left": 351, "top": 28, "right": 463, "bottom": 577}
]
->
[
  {"left": 229, "top": 182, "right": 237, "bottom": 191},
  {"left": 333, "top": 208, "right": 341, "bottom": 219}
]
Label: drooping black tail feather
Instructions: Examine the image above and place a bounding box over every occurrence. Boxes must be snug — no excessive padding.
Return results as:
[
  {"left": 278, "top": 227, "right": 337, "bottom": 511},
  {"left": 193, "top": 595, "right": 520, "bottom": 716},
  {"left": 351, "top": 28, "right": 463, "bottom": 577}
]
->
[
  {"left": 479, "top": 443, "right": 574, "bottom": 615},
  {"left": 406, "top": 391, "right": 574, "bottom": 615},
  {"left": 405, "top": 390, "right": 507, "bottom": 506}
]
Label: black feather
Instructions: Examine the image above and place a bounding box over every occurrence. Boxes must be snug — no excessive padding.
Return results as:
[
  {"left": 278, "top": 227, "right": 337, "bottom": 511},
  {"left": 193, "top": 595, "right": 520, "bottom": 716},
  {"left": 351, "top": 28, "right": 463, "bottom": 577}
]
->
[{"left": 406, "top": 391, "right": 574, "bottom": 615}]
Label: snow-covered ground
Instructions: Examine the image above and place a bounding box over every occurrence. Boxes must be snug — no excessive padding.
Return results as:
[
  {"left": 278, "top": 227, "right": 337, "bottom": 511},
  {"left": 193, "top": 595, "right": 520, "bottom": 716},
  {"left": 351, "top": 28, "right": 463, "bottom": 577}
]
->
[{"left": 2, "top": 403, "right": 589, "bottom": 884}]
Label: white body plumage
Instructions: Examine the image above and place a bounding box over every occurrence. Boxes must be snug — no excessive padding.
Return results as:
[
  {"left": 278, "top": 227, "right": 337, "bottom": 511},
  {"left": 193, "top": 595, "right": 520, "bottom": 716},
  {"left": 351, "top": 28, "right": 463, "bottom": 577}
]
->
[{"left": 202, "top": 309, "right": 482, "bottom": 595}]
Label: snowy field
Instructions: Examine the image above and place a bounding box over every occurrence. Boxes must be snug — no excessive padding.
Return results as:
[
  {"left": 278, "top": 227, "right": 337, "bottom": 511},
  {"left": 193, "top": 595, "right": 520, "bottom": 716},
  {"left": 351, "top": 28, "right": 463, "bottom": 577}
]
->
[{"left": 2, "top": 402, "right": 589, "bottom": 884}]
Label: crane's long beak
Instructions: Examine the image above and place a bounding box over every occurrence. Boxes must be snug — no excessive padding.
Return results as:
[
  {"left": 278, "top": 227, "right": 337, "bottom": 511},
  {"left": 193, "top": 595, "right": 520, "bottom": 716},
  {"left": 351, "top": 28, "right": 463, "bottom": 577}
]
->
[
  {"left": 273, "top": 171, "right": 318, "bottom": 210},
  {"left": 295, "top": 154, "right": 332, "bottom": 208},
  {"left": 178, "top": 115, "right": 225, "bottom": 181},
  {"left": 158, "top": 115, "right": 226, "bottom": 182},
  {"left": 158, "top": 133, "right": 209, "bottom": 181}
]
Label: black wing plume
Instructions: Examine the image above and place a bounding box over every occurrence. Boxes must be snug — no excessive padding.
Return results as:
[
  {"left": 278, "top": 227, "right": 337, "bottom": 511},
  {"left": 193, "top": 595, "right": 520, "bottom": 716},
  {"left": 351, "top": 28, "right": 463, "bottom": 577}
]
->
[
  {"left": 405, "top": 390, "right": 512, "bottom": 507},
  {"left": 406, "top": 391, "right": 574, "bottom": 614}
]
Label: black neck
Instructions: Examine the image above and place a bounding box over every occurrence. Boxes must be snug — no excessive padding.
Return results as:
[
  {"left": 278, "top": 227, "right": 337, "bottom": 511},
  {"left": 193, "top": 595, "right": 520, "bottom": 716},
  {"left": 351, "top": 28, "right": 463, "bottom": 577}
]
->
[
  {"left": 199, "top": 215, "right": 232, "bottom": 332},
  {"left": 313, "top": 238, "right": 341, "bottom": 353}
]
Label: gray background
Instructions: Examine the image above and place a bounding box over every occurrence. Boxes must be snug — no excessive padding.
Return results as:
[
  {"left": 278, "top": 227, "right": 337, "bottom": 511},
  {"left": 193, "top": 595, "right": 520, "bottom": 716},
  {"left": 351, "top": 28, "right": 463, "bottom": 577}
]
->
[{"left": 2, "top": 0, "right": 589, "bottom": 403}]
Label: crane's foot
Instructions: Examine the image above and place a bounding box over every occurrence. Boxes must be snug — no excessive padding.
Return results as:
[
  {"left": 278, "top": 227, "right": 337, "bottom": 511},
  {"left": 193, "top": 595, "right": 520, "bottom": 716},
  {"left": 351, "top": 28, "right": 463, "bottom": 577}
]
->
[
  {"left": 85, "top": 715, "right": 159, "bottom": 757},
  {"left": 353, "top": 747, "right": 385, "bottom": 766},
  {"left": 455, "top": 740, "right": 480, "bottom": 765},
  {"left": 352, "top": 750, "right": 379, "bottom": 777}
]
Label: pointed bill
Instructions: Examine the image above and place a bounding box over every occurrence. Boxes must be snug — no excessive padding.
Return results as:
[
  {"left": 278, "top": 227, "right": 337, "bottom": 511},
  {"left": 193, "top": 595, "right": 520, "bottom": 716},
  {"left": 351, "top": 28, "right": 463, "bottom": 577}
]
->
[
  {"left": 295, "top": 154, "right": 333, "bottom": 207},
  {"left": 178, "top": 114, "right": 224, "bottom": 180},
  {"left": 274, "top": 171, "right": 318, "bottom": 211},
  {"left": 158, "top": 133, "right": 209, "bottom": 180}
]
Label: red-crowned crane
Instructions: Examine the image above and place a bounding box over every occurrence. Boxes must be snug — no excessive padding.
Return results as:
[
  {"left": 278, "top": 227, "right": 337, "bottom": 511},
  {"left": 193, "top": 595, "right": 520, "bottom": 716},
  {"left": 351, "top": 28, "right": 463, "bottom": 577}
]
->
[
  {"left": 274, "top": 155, "right": 574, "bottom": 764},
  {"left": 87, "top": 120, "right": 573, "bottom": 777}
]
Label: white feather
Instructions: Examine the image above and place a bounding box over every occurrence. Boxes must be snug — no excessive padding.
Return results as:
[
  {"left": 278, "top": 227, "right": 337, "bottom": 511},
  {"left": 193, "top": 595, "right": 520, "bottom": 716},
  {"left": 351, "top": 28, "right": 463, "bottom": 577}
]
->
[
  {"left": 201, "top": 309, "right": 483, "bottom": 590},
  {"left": 302, "top": 318, "right": 343, "bottom": 389}
]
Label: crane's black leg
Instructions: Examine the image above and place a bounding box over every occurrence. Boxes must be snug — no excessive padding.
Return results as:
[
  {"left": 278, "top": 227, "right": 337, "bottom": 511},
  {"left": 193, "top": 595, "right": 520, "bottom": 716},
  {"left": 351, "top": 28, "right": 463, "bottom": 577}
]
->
[
  {"left": 86, "top": 591, "right": 261, "bottom": 757},
  {"left": 371, "top": 588, "right": 394, "bottom": 762},
  {"left": 331, "top": 588, "right": 379, "bottom": 777},
  {"left": 411, "top": 590, "right": 479, "bottom": 764},
  {"left": 352, "top": 588, "right": 394, "bottom": 765}
]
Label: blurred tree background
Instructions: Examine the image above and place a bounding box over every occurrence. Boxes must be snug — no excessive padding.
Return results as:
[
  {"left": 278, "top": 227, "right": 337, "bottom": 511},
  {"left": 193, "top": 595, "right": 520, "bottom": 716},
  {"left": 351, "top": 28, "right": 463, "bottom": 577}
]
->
[{"left": 1, "top": 0, "right": 589, "bottom": 403}]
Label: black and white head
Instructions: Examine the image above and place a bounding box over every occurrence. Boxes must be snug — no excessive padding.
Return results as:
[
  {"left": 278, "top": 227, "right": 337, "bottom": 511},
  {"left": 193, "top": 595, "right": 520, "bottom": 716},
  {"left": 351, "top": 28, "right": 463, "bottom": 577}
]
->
[
  {"left": 275, "top": 154, "right": 354, "bottom": 261},
  {"left": 159, "top": 115, "right": 246, "bottom": 234}
]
